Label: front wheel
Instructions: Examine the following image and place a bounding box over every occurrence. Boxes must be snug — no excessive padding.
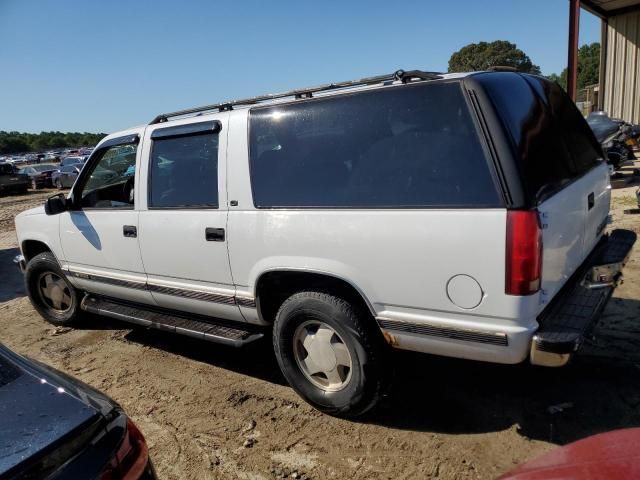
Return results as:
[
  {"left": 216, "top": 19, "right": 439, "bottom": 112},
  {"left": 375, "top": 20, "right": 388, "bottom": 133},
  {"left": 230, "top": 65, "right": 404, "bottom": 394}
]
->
[
  {"left": 25, "top": 252, "right": 82, "bottom": 326},
  {"left": 273, "top": 291, "right": 387, "bottom": 417}
]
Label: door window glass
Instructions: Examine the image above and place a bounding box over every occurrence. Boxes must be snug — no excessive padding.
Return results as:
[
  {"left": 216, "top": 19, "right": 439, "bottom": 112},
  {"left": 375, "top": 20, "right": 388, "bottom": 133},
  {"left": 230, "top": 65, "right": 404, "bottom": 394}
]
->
[
  {"left": 148, "top": 132, "right": 219, "bottom": 208},
  {"left": 78, "top": 144, "right": 137, "bottom": 209}
]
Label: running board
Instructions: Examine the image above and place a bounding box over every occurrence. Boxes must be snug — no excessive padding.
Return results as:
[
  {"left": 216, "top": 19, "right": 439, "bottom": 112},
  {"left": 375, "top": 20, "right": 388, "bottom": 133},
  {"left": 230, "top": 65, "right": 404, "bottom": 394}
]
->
[{"left": 81, "top": 296, "right": 264, "bottom": 347}]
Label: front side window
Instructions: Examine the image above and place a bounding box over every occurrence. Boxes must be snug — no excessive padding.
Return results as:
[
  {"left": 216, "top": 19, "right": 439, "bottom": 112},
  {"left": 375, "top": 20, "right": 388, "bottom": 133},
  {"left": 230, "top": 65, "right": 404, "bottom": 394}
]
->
[
  {"left": 248, "top": 81, "right": 500, "bottom": 208},
  {"left": 78, "top": 144, "right": 137, "bottom": 209},
  {"left": 148, "top": 131, "right": 219, "bottom": 208}
]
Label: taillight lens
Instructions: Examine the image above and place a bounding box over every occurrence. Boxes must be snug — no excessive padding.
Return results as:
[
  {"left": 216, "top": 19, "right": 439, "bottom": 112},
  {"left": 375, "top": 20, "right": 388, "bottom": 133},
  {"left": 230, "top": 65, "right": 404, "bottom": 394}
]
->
[
  {"left": 505, "top": 210, "right": 543, "bottom": 296},
  {"left": 101, "top": 418, "right": 149, "bottom": 480}
]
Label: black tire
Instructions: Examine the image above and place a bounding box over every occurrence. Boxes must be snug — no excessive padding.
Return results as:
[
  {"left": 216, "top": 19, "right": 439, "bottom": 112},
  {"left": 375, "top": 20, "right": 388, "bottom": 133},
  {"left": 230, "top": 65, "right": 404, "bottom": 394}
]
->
[
  {"left": 273, "top": 291, "right": 386, "bottom": 417},
  {"left": 25, "top": 252, "right": 82, "bottom": 326}
]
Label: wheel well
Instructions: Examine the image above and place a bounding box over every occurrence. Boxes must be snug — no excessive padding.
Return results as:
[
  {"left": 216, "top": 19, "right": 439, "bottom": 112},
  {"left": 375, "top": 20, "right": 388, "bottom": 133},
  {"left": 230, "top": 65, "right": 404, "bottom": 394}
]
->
[
  {"left": 22, "top": 240, "right": 52, "bottom": 263},
  {"left": 255, "top": 271, "right": 374, "bottom": 324}
]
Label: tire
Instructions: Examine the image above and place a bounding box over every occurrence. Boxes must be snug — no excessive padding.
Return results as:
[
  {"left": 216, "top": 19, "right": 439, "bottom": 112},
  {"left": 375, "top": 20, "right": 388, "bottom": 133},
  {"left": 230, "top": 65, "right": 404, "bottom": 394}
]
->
[
  {"left": 273, "top": 291, "right": 386, "bottom": 417},
  {"left": 25, "top": 252, "right": 82, "bottom": 326}
]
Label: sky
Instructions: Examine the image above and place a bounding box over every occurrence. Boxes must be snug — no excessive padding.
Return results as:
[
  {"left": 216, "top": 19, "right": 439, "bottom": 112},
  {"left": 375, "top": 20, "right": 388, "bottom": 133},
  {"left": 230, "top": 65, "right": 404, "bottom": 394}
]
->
[{"left": 0, "top": 0, "right": 601, "bottom": 134}]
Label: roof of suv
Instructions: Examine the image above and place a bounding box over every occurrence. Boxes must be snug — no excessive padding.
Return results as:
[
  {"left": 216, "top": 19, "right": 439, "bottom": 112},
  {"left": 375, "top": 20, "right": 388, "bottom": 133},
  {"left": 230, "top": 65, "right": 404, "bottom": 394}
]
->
[{"left": 102, "top": 69, "right": 529, "bottom": 146}]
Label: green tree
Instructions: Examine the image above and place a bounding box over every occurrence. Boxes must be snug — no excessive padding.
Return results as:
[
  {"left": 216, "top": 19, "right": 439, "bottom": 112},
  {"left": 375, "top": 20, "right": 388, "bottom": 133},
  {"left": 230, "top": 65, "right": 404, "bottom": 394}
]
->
[
  {"left": 547, "top": 42, "right": 600, "bottom": 90},
  {"left": 448, "top": 40, "right": 541, "bottom": 74},
  {"left": 0, "top": 131, "right": 107, "bottom": 155}
]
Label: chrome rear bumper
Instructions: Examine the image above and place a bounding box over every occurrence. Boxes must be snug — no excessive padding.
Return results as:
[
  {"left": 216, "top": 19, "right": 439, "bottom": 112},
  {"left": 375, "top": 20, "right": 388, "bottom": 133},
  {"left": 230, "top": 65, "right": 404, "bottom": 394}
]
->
[{"left": 530, "top": 229, "right": 636, "bottom": 367}]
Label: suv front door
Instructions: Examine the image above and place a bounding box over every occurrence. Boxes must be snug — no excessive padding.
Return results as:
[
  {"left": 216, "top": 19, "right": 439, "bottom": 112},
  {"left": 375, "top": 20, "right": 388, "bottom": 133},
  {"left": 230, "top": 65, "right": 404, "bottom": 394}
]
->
[
  {"left": 59, "top": 133, "right": 154, "bottom": 305},
  {"left": 137, "top": 118, "right": 242, "bottom": 321}
]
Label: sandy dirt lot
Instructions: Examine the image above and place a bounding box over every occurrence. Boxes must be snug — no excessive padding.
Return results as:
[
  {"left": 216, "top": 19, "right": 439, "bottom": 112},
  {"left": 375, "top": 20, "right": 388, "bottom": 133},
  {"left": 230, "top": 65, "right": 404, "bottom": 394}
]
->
[{"left": 1, "top": 171, "right": 640, "bottom": 480}]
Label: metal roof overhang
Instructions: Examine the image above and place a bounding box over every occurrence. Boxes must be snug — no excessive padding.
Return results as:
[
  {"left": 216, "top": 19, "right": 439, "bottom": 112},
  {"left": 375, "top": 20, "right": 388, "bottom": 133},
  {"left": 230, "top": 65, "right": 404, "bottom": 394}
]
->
[{"left": 581, "top": 0, "right": 640, "bottom": 18}]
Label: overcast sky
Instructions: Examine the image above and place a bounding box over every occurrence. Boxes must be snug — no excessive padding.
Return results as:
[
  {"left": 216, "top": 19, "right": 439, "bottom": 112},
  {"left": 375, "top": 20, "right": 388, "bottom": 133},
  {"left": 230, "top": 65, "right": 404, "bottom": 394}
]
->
[{"left": 0, "top": 0, "right": 600, "bottom": 133}]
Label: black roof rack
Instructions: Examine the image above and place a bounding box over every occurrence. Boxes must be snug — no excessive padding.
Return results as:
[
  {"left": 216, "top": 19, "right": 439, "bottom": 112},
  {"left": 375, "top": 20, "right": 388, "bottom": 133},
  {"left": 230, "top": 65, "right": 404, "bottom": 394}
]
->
[{"left": 149, "top": 69, "right": 443, "bottom": 124}]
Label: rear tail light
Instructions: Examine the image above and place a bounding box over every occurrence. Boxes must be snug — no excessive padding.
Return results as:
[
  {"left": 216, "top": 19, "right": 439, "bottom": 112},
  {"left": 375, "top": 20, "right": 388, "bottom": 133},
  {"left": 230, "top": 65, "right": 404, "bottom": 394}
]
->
[
  {"left": 505, "top": 210, "right": 543, "bottom": 296},
  {"left": 101, "top": 418, "right": 149, "bottom": 480}
]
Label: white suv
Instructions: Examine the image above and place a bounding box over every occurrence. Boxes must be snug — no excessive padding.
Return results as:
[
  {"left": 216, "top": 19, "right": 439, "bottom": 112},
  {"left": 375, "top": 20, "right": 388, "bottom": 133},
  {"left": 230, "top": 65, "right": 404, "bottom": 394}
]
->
[{"left": 14, "top": 70, "right": 636, "bottom": 417}]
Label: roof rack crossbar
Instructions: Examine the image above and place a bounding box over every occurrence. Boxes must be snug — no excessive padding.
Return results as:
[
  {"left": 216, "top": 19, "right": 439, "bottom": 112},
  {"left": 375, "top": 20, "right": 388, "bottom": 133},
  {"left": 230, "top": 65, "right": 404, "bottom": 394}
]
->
[{"left": 149, "top": 69, "right": 443, "bottom": 124}]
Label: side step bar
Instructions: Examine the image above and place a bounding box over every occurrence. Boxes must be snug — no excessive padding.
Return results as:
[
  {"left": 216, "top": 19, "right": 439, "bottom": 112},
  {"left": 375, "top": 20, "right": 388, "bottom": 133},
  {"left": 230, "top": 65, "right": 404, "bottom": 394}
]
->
[{"left": 81, "top": 296, "right": 264, "bottom": 347}]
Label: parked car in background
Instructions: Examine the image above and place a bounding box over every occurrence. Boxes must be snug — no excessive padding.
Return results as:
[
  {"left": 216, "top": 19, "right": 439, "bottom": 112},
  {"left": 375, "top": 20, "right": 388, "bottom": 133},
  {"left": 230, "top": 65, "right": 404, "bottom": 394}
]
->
[
  {"left": 44, "top": 151, "right": 60, "bottom": 162},
  {"left": 60, "top": 156, "right": 86, "bottom": 167},
  {"left": 52, "top": 164, "right": 82, "bottom": 188},
  {"left": 0, "top": 162, "right": 30, "bottom": 195},
  {"left": 500, "top": 428, "right": 640, "bottom": 479},
  {"left": 0, "top": 343, "right": 156, "bottom": 479},
  {"left": 18, "top": 164, "right": 59, "bottom": 189}
]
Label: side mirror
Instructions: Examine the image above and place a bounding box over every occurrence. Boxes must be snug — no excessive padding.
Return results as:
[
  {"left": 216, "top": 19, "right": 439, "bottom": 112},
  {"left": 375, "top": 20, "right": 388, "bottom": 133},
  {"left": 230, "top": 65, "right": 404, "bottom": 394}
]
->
[{"left": 45, "top": 193, "right": 68, "bottom": 216}]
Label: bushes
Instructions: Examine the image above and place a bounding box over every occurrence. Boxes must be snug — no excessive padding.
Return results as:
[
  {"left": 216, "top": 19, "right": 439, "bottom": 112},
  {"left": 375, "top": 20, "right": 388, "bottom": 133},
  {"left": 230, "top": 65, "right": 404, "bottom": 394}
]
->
[{"left": 0, "top": 131, "right": 107, "bottom": 154}]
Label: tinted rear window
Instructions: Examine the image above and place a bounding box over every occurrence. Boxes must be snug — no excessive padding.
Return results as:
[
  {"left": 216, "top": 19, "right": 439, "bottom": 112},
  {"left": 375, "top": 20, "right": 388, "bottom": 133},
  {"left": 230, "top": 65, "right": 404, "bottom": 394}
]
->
[
  {"left": 479, "top": 73, "right": 601, "bottom": 204},
  {"left": 148, "top": 132, "right": 218, "bottom": 208},
  {"left": 249, "top": 81, "right": 501, "bottom": 208}
]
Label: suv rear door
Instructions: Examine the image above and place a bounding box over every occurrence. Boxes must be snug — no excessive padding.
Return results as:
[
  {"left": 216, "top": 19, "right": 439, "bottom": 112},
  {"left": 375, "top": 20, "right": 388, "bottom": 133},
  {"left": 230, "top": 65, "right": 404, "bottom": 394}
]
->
[
  {"left": 473, "top": 73, "right": 609, "bottom": 306},
  {"left": 137, "top": 117, "right": 243, "bottom": 321}
]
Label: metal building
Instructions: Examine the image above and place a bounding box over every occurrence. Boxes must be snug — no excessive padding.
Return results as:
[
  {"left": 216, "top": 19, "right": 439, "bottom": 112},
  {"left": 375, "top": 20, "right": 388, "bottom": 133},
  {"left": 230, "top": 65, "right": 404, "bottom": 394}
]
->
[{"left": 576, "top": 0, "right": 640, "bottom": 123}]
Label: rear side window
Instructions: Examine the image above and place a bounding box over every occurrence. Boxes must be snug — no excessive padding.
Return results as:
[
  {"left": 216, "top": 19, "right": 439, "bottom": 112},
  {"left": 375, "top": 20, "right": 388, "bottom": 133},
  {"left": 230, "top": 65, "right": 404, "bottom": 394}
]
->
[
  {"left": 148, "top": 129, "right": 219, "bottom": 208},
  {"left": 249, "top": 82, "right": 501, "bottom": 208},
  {"left": 479, "top": 74, "right": 601, "bottom": 204},
  {"left": 526, "top": 77, "right": 601, "bottom": 174}
]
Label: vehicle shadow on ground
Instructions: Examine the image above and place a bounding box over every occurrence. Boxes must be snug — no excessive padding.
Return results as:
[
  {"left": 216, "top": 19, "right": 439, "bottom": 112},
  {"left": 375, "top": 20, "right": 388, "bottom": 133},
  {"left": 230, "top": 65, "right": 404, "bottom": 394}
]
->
[
  {"left": 0, "top": 247, "right": 25, "bottom": 303},
  {"left": 83, "top": 297, "right": 640, "bottom": 446}
]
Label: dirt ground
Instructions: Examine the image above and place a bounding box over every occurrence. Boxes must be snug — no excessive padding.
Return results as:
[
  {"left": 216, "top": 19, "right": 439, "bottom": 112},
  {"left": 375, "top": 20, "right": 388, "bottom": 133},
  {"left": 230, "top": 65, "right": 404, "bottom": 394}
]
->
[{"left": 1, "top": 168, "right": 640, "bottom": 480}]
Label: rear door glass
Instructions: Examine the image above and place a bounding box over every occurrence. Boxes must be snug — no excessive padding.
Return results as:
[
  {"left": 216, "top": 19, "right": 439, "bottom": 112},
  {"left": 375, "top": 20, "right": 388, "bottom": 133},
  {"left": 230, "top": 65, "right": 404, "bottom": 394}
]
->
[{"left": 148, "top": 131, "right": 219, "bottom": 209}]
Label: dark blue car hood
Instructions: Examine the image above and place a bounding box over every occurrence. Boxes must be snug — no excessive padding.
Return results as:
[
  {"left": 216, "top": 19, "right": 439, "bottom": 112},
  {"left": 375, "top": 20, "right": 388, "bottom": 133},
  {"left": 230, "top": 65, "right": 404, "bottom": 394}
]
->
[{"left": 0, "top": 345, "right": 114, "bottom": 476}]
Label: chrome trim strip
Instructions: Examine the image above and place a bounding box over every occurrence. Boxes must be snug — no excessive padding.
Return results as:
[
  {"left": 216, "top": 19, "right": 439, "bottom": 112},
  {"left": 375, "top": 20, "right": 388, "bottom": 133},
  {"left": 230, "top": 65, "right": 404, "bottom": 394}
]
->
[
  {"left": 67, "top": 270, "right": 147, "bottom": 290},
  {"left": 66, "top": 268, "right": 255, "bottom": 307},
  {"left": 377, "top": 317, "right": 508, "bottom": 346},
  {"left": 147, "top": 283, "right": 236, "bottom": 305},
  {"left": 235, "top": 296, "right": 257, "bottom": 308}
]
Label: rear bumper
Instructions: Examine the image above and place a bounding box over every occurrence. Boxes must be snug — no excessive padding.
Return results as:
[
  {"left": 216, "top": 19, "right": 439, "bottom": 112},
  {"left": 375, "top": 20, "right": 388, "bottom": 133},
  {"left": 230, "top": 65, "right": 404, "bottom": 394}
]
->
[{"left": 530, "top": 229, "right": 636, "bottom": 367}]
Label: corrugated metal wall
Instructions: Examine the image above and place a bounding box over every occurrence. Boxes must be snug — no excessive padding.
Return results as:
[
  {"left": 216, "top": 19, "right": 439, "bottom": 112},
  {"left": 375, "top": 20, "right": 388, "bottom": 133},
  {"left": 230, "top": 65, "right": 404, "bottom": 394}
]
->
[{"left": 603, "top": 10, "right": 640, "bottom": 123}]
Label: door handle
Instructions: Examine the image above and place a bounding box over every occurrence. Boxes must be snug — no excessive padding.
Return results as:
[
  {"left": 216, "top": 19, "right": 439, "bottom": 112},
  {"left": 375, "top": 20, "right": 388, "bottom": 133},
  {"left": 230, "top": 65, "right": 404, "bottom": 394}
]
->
[
  {"left": 587, "top": 192, "right": 595, "bottom": 210},
  {"left": 205, "top": 227, "right": 225, "bottom": 242},
  {"left": 123, "top": 225, "right": 137, "bottom": 238}
]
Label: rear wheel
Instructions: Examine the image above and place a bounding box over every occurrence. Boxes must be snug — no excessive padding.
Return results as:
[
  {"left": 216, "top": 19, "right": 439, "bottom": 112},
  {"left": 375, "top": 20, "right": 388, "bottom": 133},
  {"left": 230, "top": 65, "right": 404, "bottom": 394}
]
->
[
  {"left": 25, "top": 252, "right": 82, "bottom": 326},
  {"left": 273, "top": 291, "right": 386, "bottom": 417}
]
